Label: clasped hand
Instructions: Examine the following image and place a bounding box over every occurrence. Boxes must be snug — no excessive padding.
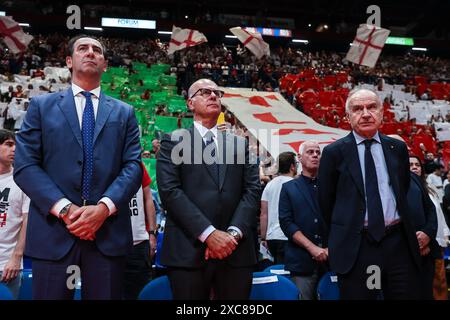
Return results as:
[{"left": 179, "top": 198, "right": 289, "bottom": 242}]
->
[
  {"left": 204, "top": 230, "right": 238, "bottom": 260},
  {"left": 61, "top": 203, "right": 110, "bottom": 241}
]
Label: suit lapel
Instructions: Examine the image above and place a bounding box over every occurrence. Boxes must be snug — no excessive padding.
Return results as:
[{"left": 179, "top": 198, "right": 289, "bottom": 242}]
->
[
  {"left": 296, "top": 177, "right": 319, "bottom": 215},
  {"left": 57, "top": 88, "right": 82, "bottom": 148},
  {"left": 380, "top": 134, "right": 400, "bottom": 198},
  {"left": 341, "top": 132, "right": 365, "bottom": 199},
  {"left": 93, "top": 92, "right": 113, "bottom": 146}
]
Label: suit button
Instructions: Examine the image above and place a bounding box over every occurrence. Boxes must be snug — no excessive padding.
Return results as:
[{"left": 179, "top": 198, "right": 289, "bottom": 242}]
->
[
  {"left": 77, "top": 160, "right": 82, "bottom": 166},
  {"left": 314, "top": 219, "right": 318, "bottom": 223},
  {"left": 314, "top": 235, "right": 318, "bottom": 239},
  {"left": 75, "top": 186, "right": 80, "bottom": 192}
]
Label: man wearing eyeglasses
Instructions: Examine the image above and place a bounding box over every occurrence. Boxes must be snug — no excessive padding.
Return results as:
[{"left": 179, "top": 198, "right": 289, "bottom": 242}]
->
[
  {"left": 318, "top": 88, "right": 421, "bottom": 299},
  {"left": 156, "top": 79, "right": 260, "bottom": 300}
]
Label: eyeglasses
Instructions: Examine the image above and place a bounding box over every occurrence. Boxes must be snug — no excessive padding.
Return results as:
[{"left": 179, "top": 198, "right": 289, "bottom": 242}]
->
[
  {"left": 349, "top": 104, "right": 381, "bottom": 115},
  {"left": 190, "top": 88, "right": 225, "bottom": 99}
]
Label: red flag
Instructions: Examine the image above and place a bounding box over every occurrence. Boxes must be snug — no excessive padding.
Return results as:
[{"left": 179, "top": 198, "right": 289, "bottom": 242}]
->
[
  {"left": 167, "top": 25, "right": 207, "bottom": 55},
  {"left": 0, "top": 16, "right": 33, "bottom": 54}
]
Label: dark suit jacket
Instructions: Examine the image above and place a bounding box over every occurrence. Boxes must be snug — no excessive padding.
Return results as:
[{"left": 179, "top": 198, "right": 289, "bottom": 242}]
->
[
  {"left": 318, "top": 132, "right": 421, "bottom": 274},
  {"left": 408, "top": 173, "right": 440, "bottom": 259},
  {"left": 156, "top": 126, "right": 261, "bottom": 268},
  {"left": 13, "top": 88, "right": 142, "bottom": 260},
  {"left": 279, "top": 176, "right": 327, "bottom": 275}
]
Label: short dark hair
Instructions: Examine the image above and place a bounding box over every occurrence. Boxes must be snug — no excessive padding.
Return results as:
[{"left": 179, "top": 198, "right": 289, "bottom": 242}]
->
[
  {"left": 66, "top": 34, "right": 106, "bottom": 57},
  {"left": 277, "top": 152, "right": 297, "bottom": 174},
  {"left": 0, "top": 129, "right": 15, "bottom": 144}
]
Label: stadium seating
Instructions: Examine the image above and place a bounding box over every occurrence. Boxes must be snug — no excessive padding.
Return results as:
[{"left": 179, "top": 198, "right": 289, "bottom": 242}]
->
[
  {"left": 138, "top": 275, "right": 173, "bottom": 300},
  {"left": 317, "top": 271, "right": 340, "bottom": 300},
  {"left": 263, "top": 264, "right": 291, "bottom": 277},
  {"left": 249, "top": 272, "right": 299, "bottom": 300},
  {"left": 18, "top": 269, "right": 33, "bottom": 300},
  {"left": 0, "top": 283, "right": 13, "bottom": 300}
]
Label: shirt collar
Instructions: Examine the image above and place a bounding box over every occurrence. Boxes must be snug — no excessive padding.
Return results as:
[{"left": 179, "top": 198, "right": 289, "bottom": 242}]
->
[
  {"left": 301, "top": 173, "right": 317, "bottom": 184},
  {"left": 72, "top": 83, "right": 101, "bottom": 99},
  {"left": 193, "top": 121, "right": 218, "bottom": 139},
  {"left": 353, "top": 130, "right": 381, "bottom": 145}
]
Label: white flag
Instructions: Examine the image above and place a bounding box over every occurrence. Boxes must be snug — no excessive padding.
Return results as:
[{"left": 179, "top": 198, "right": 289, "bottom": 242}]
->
[
  {"left": 346, "top": 24, "right": 390, "bottom": 68},
  {"left": 167, "top": 25, "right": 207, "bottom": 55},
  {"left": 0, "top": 16, "right": 33, "bottom": 54},
  {"left": 230, "top": 27, "right": 270, "bottom": 59}
]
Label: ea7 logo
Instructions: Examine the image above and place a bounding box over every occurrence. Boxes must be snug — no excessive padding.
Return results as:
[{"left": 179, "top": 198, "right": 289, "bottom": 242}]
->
[{"left": 366, "top": 265, "right": 381, "bottom": 290}]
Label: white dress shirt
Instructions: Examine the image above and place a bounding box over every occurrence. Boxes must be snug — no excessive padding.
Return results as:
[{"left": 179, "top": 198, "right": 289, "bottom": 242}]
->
[
  {"left": 50, "top": 83, "right": 116, "bottom": 217},
  {"left": 353, "top": 131, "right": 400, "bottom": 226},
  {"left": 193, "top": 121, "right": 243, "bottom": 242}
]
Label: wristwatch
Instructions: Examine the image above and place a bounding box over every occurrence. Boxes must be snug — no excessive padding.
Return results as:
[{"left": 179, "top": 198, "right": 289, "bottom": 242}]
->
[
  {"left": 148, "top": 230, "right": 157, "bottom": 237},
  {"left": 59, "top": 203, "right": 72, "bottom": 218},
  {"left": 227, "top": 229, "right": 241, "bottom": 242}
]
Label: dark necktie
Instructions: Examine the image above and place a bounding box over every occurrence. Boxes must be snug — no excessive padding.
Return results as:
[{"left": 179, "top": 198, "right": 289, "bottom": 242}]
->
[
  {"left": 81, "top": 91, "right": 95, "bottom": 202},
  {"left": 364, "top": 139, "right": 385, "bottom": 242},
  {"left": 205, "top": 130, "right": 219, "bottom": 184}
]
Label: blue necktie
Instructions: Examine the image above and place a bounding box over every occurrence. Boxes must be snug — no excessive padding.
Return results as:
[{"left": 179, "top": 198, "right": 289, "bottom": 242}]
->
[
  {"left": 364, "top": 139, "right": 385, "bottom": 242},
  {"left": 81, "top": 91, "right": 95, "bottom": 202}
]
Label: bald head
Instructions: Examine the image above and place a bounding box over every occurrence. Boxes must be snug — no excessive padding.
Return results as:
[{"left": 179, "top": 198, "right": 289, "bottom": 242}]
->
[
  {"left": 345, "top": 88, "right": 381, "bottom": 113},
  {"left": 188, "top": 79, "right": 218, "bottom": 98}
]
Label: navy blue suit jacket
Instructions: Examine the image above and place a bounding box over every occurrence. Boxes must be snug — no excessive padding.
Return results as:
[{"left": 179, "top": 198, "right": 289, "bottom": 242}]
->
[
  {"left": 318, "top": 132, "right": 421, "bottom": 274},
  {"left": 279, "top": 176, "right": 327, "bottom": 275},
  {"left": 407, "top": 172, "right": 439, "bottom": 258},
  {"left": 13, "top": 88, "right": 142, "bottom": 260}
]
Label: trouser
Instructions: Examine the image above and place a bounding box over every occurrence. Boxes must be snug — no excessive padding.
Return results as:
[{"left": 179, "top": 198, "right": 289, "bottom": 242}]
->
[
  {"left": 32, "top": 239, "right": 126, "bottom": 300},
  {"left": 123, "top": 240, "right": 152, "bottom": 300},
  {"left": 167, "top": 260, "right": 254, "bottom": 300}
]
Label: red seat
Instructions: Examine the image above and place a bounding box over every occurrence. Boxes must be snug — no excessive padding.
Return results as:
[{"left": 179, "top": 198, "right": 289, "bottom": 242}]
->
[
  {"left": 318, "top": 91, "right": 335, "bottom": 107},
  {"left": 414, "top": 76, "right": 428, "bottom": 86},
  {"left": 323, "top": 75, "right": 337, "bottom": 88},
  {"left": 336, "top": 72, "right": 349, "bottom": 84}
]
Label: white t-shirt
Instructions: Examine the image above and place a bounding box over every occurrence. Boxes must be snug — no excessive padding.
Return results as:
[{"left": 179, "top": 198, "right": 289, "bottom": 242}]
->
[
  {"left": 429, "top": 185, "right": 450, "bottom": 248},
  {"left": 0, "top": 170, "right": 30, "bottom": 271},
  {"left": 427, "top": 173, "right": 443, "bottom": 202},
  {"left": 261, "top": 175, "right": 293, "bottom": 240},
  {"left": 129, "top": 186, "right": 149, "bottom": 245}
]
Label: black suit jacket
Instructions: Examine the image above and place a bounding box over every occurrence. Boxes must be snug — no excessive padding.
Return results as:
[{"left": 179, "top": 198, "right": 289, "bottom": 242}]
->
[
  {"left": 408, "top": 173, "right": 440, "bottom": 259},
  {"left": 318, "top": 132, "right": 421, "bottom": 274},
  {"left": 279, "top": 176, "right": 327, "bottom": 274},
  {"left": 156, "top": 126, "right": 261, "bottom": 268}
]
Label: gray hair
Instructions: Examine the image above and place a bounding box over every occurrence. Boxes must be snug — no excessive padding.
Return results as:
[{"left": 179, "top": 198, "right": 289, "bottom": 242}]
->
[
  {"left": 345, "top": 88, "right": 382, "bottom": 113},
  {"left": 298, "top": 140, "right": 319, "bottom": 156}
]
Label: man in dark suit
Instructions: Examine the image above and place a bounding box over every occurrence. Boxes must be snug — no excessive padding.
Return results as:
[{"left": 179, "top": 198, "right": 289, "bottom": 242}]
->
[
  {"left": 407, "top": 155, "right": 438, "bottom": 299},
  {"left": 156, "top": 78, "right": 260, "bottom": 300},
  {"left": 318, "top": 88, "right": 421, "bottom": 299},
  {"left": 13, "top": 35, "right": 142, "bottom": 299},
  {"left": 279, "top": 141, "right": 328, "bottom": 300}
]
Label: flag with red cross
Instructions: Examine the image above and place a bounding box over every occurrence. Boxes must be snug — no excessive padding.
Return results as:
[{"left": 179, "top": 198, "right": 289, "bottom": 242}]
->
[
  {"left": 346, "top": 24, "right": 390, "bottom": 68},
  {"left": 167, "top": 25, "right": 207, "bottom": 55},
  {"left": 0, "top": 16, "right": 33, "bottom": 54},
  {"left": 230, "top": 27, "right": 270, "bottom": 59}
]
